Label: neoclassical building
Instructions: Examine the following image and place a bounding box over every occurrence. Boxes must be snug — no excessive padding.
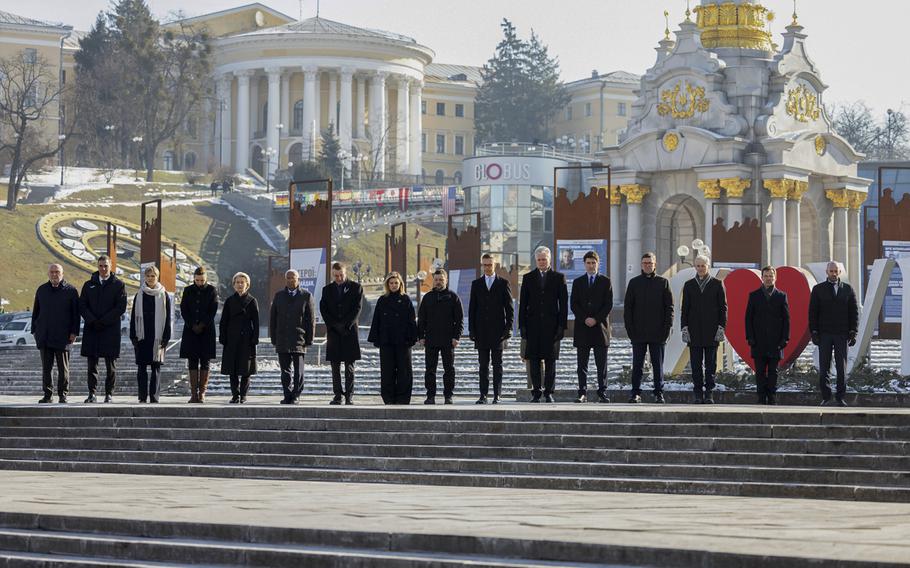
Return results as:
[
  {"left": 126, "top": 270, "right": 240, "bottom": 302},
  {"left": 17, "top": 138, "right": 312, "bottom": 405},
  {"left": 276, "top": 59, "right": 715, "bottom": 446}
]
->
[{"left": 592, "top": 0, "right": 869, "bottom": 296}]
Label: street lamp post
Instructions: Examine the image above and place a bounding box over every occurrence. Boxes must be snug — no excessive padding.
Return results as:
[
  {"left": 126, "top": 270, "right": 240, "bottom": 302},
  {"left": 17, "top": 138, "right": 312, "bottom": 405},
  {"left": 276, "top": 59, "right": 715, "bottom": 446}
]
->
[
  {"left": 337, "top": 149, "right": 350, "bottom": 191},
  {"left": 130, "top": 136, "right": 143, "bottom": 172},
  {"left": 104, "top": 124, "right": 116, "bottom": 173},
  {"left": 57, "top": 134, "right": 66, "bottom": 186},
  {"left": 265, "top": 147, "right": 275, "bottom": 192}
]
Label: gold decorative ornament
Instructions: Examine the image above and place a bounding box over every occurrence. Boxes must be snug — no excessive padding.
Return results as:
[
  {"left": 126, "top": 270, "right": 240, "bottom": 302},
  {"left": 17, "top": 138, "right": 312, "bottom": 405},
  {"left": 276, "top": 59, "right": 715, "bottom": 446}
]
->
[
  {"left": 694, "top": 2, "right": 774, "bottom": 51},
  {"left": 619, "top": 184, "right": 651, "bottom": 205},
  {"left": 825, "top": 188, "right": 851, "bottom": 209},
  {"left": 664, "top": 10, "right": 670, "bottom": 40},
  {"left": 814, "top": 135, "right": 826, "bottom": 156},
  {"left": 657, "top": 82, "right": 710, "bottom": 119},
  {"left": 785, "top": 84, "right": 821, "bottom": 123},
  {"left": 610, "top": 186, "right": 622, "bottom": 206},
  {"left": 788, "top": 180, "right": 809, "bottom": 201},
  {"left": 846, "top": 189, "right": 867, "bottom": 210},
  {"left": 719, "top": 177, "right": 751, "bottom": 198},
  {"left": 662, "top": 131, "right": 680, "bottom": 152},
  {"left": 763, "top": 178, "right": 790, "bottom": 199},
  {"left": 698, "top": 179, "right": 722, "bottom": 200}
]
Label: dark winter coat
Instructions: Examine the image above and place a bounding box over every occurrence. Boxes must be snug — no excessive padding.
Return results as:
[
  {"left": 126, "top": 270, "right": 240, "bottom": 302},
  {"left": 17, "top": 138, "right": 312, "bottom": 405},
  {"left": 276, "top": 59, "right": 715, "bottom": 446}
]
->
[
  {"left": 179, "top": 283, "right": 218, "bottom": 361},
  {"left": 570, "top": 273, "right": 613, "bottom": 348},
  {"left": 745, "top": 287, "right": 790, "bottom": 359},
  {"left": 269, "top": 287, "right": 315, "bottom": 354},
  {"left": 680, "top": 276, "right": 728, "bottom": 347},
  {"left": 808, "top": 280, "right": 859, "bottom": 336},
  {"left": 31, "top": 280, "right": 80, "bottom": 351},
  {"left": 468, "top": 275, "right": 514, "bottom": 350},
  {"left": 320, "top": 280, "right": 363, "bottom": 362},
  {"left": 219, "top": 293, "right": 259, "bottom": 376},
  {"left": 79, "top": 272, "right": 127, "bottom": 358},
  {"left": 129, "top": 292, "right": 172, "bottom": 365},
  {"left": 368, "top": 293, "right": 417, "bottom": 347},
  {"left": 417, "top": 288, "right": 464, "bottom": 348},
  {"left": 518, "top": 269, "right": 568, "bottom": 360},
  {"left": 623, "top": 272, "right": 673, "bottom": 345}
]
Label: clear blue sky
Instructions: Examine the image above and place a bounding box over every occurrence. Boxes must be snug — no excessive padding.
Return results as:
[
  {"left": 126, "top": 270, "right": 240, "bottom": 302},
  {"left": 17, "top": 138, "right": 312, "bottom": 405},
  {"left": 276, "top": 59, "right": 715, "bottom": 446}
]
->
[{"left": 5, "top": 0, "right": 905, "bottom": 117}]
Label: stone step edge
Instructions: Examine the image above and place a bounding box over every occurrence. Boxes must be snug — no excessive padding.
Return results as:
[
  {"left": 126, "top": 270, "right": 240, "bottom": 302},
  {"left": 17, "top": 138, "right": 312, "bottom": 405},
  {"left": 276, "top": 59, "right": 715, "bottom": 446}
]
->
[{"left": 0, "top": 511, "right": 902, "bottom": 568}]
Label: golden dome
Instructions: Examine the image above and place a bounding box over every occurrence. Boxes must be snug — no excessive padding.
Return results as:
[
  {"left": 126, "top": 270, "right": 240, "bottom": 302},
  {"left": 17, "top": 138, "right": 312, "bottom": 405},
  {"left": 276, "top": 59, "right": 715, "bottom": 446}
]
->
[{"left": 694, "top": 2, "right": 774, "bottom": 51}]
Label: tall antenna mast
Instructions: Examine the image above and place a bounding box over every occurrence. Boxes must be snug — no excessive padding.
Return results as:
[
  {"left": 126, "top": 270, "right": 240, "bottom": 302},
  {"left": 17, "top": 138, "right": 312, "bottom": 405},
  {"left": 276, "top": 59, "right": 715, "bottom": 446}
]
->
[{"left": 317, "top": 0, "right": 321, "bottom": 18}]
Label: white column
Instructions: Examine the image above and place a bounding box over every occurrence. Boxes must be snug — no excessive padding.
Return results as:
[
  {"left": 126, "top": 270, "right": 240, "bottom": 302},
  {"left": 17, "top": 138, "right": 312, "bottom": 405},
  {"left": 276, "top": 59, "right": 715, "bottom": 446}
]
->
[
  {"left": 266, "top": 68, "right": 282, "bottom": 176},
  {"left": 218, "top": 75, "right": 232, "bottom": 168},
  {"left": 698, "top": 180, "right": 719, "bottom": 251},
  {"left": 339, "top": 68, "right": 353, "bottom": 152},
  {"left": 235, "top": 70, "right": 253, "bottom": 174},
  {"left": 355, "top": 76, "right": 366, "bottom": 139},
  {"left": 370, "top": 72, "right": 387, "bottom": 175},
  {"left": 313, "top": 71, "right": 322, "bottom": 136},
  {"left": 610, "top": 189, "right": 622, "bottom": 300},
  {"left": 250, "top": 75, "right": 260, "bottom": 136},
  {"left": 770, "top": 197, "right": 787, "bottom": 266},
  {"left": 897, "top": 255, "right": 910, "bottom": 375},
  {"left": 328, "top": 72, "right": 338, "bottom": 133},
  {"left": 786, "top": 199, "right": 801, "bottom": 268},
  {"left": 201, "top": 97, "right": 211, "bottom": 165},
  {"left": 302, "top": 66, "right": 317, "bottom": 160},
  {"left": 620, "top": 185, "right": 649, "bottom": 292},
  {"left": 833, "top": 206, "right": 848, "bottom": 267},
  {"left": 396, "top": 77, "right": 410, "bottom": 175},
  {"left": 280, "top": 72, "right": 290, "bottom": 133},
  {"left": 848, "top": 206, "right": 861, "bottom": 293},
  {"left": 409, "top": 80, "right": 422, "bottom": 177}
]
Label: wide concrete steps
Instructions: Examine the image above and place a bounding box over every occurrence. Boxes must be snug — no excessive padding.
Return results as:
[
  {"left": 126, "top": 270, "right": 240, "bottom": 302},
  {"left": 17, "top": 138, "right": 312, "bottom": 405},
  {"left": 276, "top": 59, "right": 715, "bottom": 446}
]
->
[{"left": 1, "top": 406, "right": 909, "bottom": 502}]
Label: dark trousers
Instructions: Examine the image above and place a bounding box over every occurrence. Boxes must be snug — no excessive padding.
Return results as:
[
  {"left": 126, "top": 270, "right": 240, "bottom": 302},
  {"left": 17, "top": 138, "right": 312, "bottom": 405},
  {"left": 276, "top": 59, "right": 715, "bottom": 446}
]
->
[
  {"left": 689, "top": 345, "right": 717, "bottom": 393},
  {"left": 87, "top": 356, "right": 117, "bottom": 395},
  {"left": 478, "top": 348, "right": 503, "bottom": 398},
  {"left": 630, "top": 342, "right": 664, "bottom": 395},
  {"left": 40, "top": 348, "right": 69, "bottom": 398},
  {"left": 331, "top": 361, "right": 355, "bottom": 396},
  {"left": 529, "top": 357, "right": 556, "bottom": 397},
  {"left": 186, "top": 357, "right": 210, "bottom": 371},
  {"left": 576, "top": 345, "right": 608, "bottom": 396},
  {"left": 818, "top": 333, "right": 848, "bottom": 400},
  {"left": 379, "top": 344, "right": 412, "bottom": 404},
  {"left": 754, "top": 356, "right": 779, "bottom": 401},
  {"left": 424, "top": 345, "right": 455, "bottom": 399},
  {"left": 278, "top": 352, "right": 304, "bottom": 400},
  {"left": 229, "top": 375, "right": 251, "bottom": 398},
  {"left": 137, "top": 363, "right": 161, "bottom": 402}
]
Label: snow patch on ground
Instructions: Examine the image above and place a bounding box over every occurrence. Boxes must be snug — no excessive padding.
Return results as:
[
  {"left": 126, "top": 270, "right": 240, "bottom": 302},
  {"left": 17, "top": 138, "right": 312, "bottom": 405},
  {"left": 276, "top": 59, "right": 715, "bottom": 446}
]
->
[{"left": 215, "top": 198, "right": 281, "bottom": 252}]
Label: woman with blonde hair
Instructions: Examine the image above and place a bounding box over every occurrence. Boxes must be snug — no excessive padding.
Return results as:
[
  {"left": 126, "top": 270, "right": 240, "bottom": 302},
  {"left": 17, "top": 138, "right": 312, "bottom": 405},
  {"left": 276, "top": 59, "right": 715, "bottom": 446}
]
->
[
  {"left": 219, "top": 272, "right": 259, "bottom": 403},
  {"left": 129, "top": 265, "right": 171, "bottom": 403},
  {"left": 368, "top": 272, "right": 417, "bottom": 404}
]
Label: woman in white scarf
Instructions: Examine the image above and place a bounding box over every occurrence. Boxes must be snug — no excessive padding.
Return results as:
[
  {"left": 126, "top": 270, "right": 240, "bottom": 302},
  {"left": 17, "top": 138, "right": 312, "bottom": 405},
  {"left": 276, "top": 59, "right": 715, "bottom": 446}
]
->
[{"left": 129, "top": 265, "right": 172, "bottom": 403}]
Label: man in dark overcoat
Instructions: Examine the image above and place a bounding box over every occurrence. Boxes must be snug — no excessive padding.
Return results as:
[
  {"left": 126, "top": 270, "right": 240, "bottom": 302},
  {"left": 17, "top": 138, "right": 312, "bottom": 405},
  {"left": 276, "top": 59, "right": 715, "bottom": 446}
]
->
[
  {"left": 745, "top": 266, "right": 790, "bottom": 405},
  {"left": 518, "top": 246, "right": 568, "bottom": 403},
  {"left": 320, "top": 262, "right": 363, "bottom": 405},
  {"left": 79, "top": 255, "right": 127, "bottom": 403},
  {"left": 32, "top": 264, "right": 80, "bottom": 403},
  {"left": 680, "top": 255, "right": 727, "bottom": 404},
  {"left": 417, "top": 269, "right": 464, "bottom": 404},
  {"left": 270, "top": 269, "right": 315, "bottom": 404},
  {"left": 623, "top": 252, "right": 673, "bottom": 403},
  {"left": 809, "top": 261, "right": 859, "bottom": 406},
  {"left": 468, "top": 253, "right": 513, "bottom": 404},
  {"left": 570, "top": 250, "right": 613, "bottom": 403}
]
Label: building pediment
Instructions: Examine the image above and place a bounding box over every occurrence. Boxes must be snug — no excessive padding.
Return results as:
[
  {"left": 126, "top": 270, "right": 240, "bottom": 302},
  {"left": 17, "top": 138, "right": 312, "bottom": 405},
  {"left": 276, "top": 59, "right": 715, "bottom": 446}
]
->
[
  {"left": 761, "top": 131, "right": 864, "bottom": 178},
  {"left": 605, "top": 126, "right": 748, "bottom": 172}
]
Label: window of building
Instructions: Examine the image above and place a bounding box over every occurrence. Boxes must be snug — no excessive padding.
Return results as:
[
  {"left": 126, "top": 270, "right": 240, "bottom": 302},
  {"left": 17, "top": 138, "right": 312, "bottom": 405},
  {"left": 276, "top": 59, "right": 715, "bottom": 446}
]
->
[
  {"left": 421, "top": 133, "right": 427, "bottom": 153},
  {"left": 618, "top": 102, "right": 627, "bottom": 116},
  {"left": 436, "top": 134, "right": 446, "bottom": 154},
  {"left": 455, "top": 104, "right": 464, "bottom": 117},
  {"left": 455, "top": 135, "right": 464, "bottom": 156},
  {"left": 184, "top": 152, "right": 197, "bottom": 170},
  {"left": 24, "top": 48, "right": 37, "bottom": 64},
  {"left": 454, "top": 171, "right": 462, "bottom": 184},
  {"left": 584, "top": 102, "right": 592, "bottom": 117},
  {"left": 435, "top": 169, "right": 445, "bottom": 184},
  {"left": 436, "top": 102, "right": 445, "bottom": 116},
  {"left": 565, "top": 106, "right": 573, "bottom": 121},
  {"left": 421, "top": 100, "right": 427, "bottom": 114},
  {"left": 293, "top": 100, "right": 304, "bottom": 131}
]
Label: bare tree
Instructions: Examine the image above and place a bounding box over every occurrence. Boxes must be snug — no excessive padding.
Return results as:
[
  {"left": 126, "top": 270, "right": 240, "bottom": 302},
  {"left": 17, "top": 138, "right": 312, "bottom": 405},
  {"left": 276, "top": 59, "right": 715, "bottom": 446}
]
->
[
  {"left": 0, "top": 51, "right": 69, "bottom": 210},
  {"left": 831, "top": 101, "right": 909, "bottom": 160}
]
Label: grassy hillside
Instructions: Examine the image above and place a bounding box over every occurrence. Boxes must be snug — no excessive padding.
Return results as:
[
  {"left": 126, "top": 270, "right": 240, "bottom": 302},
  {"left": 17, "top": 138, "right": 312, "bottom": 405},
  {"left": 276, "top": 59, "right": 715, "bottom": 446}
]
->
[{"left": 334, "top": 223, "right": 446, "bottom": 278}]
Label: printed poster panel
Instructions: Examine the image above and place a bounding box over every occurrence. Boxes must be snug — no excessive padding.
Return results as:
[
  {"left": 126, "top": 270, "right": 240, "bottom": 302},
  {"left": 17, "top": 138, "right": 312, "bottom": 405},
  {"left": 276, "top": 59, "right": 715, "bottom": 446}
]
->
[
  {"left": 290, "top": 247, "right": 327, "bottom": 323},
  {"left": 882, "top": 241, "right": 910, "bottom": 324},
  {"left": 446, "top": 268, "right": 472, "bottom": 335},
  {"left": 556, "top": 239, "right": 607, "bottom": 321}
]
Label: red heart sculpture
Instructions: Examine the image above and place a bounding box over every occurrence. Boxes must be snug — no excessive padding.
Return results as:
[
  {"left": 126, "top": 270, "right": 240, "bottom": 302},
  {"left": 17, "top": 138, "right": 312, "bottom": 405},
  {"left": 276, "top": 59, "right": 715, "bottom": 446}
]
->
[{"left": 722, "top": 267, "right": 815, "bottom": 371}]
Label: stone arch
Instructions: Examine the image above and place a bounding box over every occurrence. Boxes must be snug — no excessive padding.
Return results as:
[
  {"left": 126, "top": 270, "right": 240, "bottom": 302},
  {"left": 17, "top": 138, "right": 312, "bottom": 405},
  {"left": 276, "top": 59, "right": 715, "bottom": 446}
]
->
[
  {"left": 288, "top": 142, "right": 304, "bottom": 167},
  {"left": 656, "top": 193, "right": 704, "bottom": 270}
]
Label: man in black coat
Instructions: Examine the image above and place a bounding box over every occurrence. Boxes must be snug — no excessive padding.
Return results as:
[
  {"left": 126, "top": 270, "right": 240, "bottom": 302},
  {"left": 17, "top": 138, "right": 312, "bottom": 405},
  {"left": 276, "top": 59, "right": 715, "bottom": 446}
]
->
[
  {"left": 320, "top": 262, "right": 363, "bottom": 405},
  {"left": 809, "top": 261, "right": 859, "bottom": 406},
  {"left": 680, "top": 255, "right": 727, "bottom": 404},
  {"left": 418, "top": 269, "right": 464, "bottom": 404},
  {"left": 570, "top": 251, "right": 613, "bottom": 403},
  {"left": 269, "top": 269, "right": 315, "bottom": 404},
  {"left": 469, "top": 253, "right": 514, "bottom": 404},
  {"left": 519, "top": 246, "right": 568, "bottom": 403},
  {"left": 79, "top": 255, "right": 127, "bottom": 403},
  {"left": 32, "top": 264, "right": 80, "bottom": 403},
  {"left": 623, "top": 252, "right": 673, "bottom": 403},
  {"left": 745, "top": 266, "right": 790, "bottom": 405}
]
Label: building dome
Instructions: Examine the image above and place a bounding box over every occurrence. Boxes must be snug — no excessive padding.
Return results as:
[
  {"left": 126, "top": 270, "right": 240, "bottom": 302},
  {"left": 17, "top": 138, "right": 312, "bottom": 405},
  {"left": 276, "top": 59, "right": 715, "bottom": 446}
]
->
[{"left": 694, "top": 0, "right": 774, "bottom": 52}]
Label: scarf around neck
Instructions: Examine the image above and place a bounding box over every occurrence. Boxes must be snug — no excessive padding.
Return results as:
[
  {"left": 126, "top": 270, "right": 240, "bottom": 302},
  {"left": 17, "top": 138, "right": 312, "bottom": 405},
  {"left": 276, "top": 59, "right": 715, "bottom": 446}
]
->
[{"left": 134, "top": 281, "right": 168, "bottom": 362}]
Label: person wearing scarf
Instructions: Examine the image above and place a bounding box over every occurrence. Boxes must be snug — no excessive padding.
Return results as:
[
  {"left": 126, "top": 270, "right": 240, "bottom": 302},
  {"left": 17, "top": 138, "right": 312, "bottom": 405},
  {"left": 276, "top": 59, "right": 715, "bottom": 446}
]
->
[
  {"left": 129, "top": 265, "right": 172, "bottom": 403},
  {"left": 680, "top": 255, "right": 728, "bottom": 404},
  {"left": 219, "top": 272, "right": 260, "bottom": 403}
]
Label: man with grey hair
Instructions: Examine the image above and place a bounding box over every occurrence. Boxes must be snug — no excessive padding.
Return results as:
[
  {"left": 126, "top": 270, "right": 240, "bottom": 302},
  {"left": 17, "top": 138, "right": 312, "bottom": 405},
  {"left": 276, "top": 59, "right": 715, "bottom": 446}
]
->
[
  {"left": 270, "top": 268, "right": 315, "bottom": 404},
  {"left": 32, "top": 264, "right": 80, "bottom": 403},
  {"left": 680, "top": 255, "right": 727, "bottom": 403},
  {"left": 519, "top": 245, "right": 568, "bottom": 402},
  {"left": 809, "top": 260, "right": 858, "bottom": 406}
]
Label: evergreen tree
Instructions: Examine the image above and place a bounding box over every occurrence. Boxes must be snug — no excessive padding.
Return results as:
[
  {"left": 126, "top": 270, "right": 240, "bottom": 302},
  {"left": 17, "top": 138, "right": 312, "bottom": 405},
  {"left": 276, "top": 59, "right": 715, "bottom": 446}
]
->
[
  {"left": 474, "top": 19, "right": 570, "bottom": 144},
  {"left": 318, "top": 126, "right": 345, "bottom": 184}
]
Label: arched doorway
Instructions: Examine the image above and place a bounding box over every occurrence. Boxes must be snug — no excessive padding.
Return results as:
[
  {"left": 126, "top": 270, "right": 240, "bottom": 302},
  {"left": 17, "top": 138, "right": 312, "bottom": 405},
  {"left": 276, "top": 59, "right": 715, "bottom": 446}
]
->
[
  {"left": 251, "top": 145, "right": 264, "bottom": 176},
  {"left": 184, "top": 152, "right": 197, "bottom": 171},
  {"left": 163, "top": 151, "right": 176, "bottom": 171},
  {"left": 288, "top": 143, "right": 303, "bottom": 168},
  {"left": 656, "top": 194, "right": 704, "bottom": 270}
]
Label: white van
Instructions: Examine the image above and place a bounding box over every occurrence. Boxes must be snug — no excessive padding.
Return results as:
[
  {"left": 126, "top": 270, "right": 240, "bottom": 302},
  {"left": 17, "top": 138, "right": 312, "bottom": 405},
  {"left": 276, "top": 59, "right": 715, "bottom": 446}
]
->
[{"left": 0, "top": 319, "right": 35, "bottom": 347}]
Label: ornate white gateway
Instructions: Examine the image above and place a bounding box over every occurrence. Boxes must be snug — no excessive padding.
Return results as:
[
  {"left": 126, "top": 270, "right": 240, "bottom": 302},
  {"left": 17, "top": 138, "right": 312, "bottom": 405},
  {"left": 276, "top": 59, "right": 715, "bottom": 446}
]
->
[{"left": 594, "top": 1, "right": 870, "bottom": 297}]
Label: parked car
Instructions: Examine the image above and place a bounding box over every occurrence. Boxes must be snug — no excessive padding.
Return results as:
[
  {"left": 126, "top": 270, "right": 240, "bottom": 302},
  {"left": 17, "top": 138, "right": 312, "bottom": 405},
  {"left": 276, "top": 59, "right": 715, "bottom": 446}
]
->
[{"left": 0, "top": 319, "right": 35, "bottom": 347}]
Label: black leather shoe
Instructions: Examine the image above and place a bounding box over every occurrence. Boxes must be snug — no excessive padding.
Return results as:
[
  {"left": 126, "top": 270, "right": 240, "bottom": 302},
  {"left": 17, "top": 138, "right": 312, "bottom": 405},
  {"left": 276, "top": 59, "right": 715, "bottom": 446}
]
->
[
  {"left": 280, "top": 398, "right": 292, "bottom": 405},
  {"left": 476, "top": 397, "right": 487, "bottom": 404},
  {"left": 703, "top": 392, "right": 715, "bottom": 404},
  {"left": 597, "top": 392, "right": 610, "bottom": 403},
  {"left": 38, "top": 396, "right": 52, "bottom": 404},
  {"left": 653, "top": 393, "right": 666, "bottom": 404},
  {"left": 85, "top": 394, "right": 97, "bottom": 403},
  {"left": 444, "top": 397, "right": 453, "bottom": 405},
  {"left": 492, "top": 396, "right": 500, "bottom": 404},
  {"left": 530, "top": 395, "right": 541, "bottom": 403},
  {"left": 345, "top": 395, "right": 353, "bottom": 405},
  {"left": 544, "top": 394, "right": 555, "bottom": 403},
  {"left": 836, "top": 398, "right": 848, "bottom": 407},
  {"left": 138, "top": 398, "right": 147, "bottom": 404},
  {"left": 239, "top": 397, "right": 247, "bottom": 404},
  {"left": 628, "top": 395, "right": 642, "bottom": 404},
  {"left": 229, "top": 396, "right": 240, "bottom": 404},
  {"left": 766, "top": 394, "right": 776, "bottom": 405},
  {"left": 58, "top": 396, "right": 68, "bottom": 404},
  {"left": 329, "top": 396, "right": 342, "bottom": 405},
  {"left": 424, "top": 397, "right": 435, "bottom": 405},
  {"left": 693, "top": 392, "right": 704, "bottom": 404},
  {"left": 104, "top": 394, "right": 113, "bottom": 403},
  {"left": 575, "top": 394, "right": 587, "bottom": 403},
  {"left": 820, "top": 399, "right": 831, "bottom": 406}
]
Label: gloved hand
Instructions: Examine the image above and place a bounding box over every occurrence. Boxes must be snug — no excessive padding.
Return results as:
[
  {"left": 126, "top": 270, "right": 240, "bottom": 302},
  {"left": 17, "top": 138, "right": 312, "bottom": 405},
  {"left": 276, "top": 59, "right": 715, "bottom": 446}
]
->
[
  {"left": 848, "top": 333, "right": 857, "bottom": 347},
  {"left": 714, "top": 326, "right": 725, "bottom": 343},
  {"left": 681, "top": 326, "right": 690, "bottom": 344},
  {"left": 192, "top": 323, "right": 205, "bottom": 335},
  {"left": 811, "top": 332, "right": 820, "bottom": 346}
]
